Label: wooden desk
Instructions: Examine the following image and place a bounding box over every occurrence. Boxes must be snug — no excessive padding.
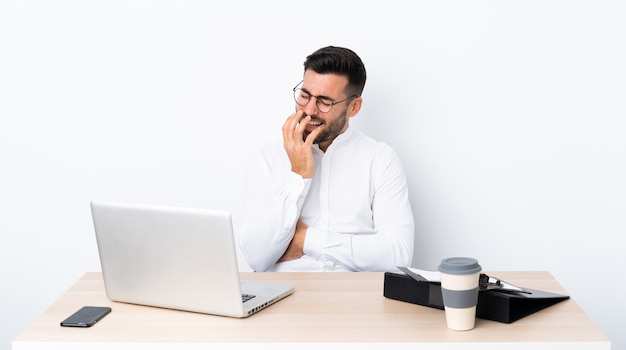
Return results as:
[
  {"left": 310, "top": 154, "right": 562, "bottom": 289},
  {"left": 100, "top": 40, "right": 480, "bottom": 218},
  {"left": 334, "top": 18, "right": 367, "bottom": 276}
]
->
[{"left": 13, "top": 271, "right": 609, "bottom": 349}]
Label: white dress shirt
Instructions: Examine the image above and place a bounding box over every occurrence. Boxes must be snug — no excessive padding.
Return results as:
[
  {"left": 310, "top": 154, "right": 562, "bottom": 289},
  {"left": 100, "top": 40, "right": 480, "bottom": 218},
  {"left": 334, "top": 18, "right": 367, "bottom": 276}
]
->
[{"left": 239, "top": 127, "right": 414, "bottom": 272}]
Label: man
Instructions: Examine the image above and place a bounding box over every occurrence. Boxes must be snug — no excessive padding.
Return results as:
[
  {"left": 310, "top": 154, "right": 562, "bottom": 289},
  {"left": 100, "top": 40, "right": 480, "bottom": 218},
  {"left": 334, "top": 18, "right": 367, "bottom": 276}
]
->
[{"left": 239, "top": 46, "right": 414, "bottom": 272}]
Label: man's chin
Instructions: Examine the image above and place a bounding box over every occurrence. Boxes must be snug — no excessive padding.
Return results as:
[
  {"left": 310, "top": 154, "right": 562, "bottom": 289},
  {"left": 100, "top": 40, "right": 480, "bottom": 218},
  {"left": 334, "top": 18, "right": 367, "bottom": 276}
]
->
[
  {"left": 303, "top": 130, "right": 328, "bottom": 144},
  {"left": 313, "top": 134, "right": 330, "bottom": 144}
]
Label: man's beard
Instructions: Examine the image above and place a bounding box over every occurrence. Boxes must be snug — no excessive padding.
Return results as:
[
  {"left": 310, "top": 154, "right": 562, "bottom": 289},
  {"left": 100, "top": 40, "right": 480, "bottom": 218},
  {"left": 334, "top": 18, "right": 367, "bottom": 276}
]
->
[{"left": 303, "top": 108, "right": 348, "bottom": 144}]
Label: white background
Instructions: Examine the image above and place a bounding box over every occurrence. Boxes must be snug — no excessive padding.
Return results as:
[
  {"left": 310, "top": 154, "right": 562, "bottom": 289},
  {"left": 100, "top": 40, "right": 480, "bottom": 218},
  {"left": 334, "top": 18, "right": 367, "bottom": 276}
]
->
[{"left": 1, "top": 1, "right": 624, "bottom": 349}]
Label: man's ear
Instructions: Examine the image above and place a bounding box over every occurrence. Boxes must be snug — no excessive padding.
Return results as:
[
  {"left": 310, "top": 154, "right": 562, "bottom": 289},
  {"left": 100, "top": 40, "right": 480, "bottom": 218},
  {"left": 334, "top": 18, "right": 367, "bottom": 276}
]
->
[{"left": 348, "top": 97, "right": 363, "bottom": 118}]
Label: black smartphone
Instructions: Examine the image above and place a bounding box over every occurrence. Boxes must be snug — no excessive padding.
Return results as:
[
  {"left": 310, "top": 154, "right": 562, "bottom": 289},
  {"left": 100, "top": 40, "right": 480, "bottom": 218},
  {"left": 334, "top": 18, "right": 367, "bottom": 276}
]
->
[{"left": 60, "top": 306, "right": 112, "bottom": 327}]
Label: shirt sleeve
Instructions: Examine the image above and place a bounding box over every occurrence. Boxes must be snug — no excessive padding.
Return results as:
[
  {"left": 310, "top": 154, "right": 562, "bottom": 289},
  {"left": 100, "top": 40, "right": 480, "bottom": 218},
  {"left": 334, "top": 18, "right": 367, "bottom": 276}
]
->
[
  {"left": 238, "top": 148, "right": 311, "bottom": 272},
  {"left": 303, "top": 148, "right": 415, "bottom": 272}
]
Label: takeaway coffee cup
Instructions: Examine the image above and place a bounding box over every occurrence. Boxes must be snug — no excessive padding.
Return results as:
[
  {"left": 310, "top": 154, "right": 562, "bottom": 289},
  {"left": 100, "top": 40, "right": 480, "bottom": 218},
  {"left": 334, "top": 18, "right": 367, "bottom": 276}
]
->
[{"left": 438, "top": 257, "right": 482, "bottom": 331}]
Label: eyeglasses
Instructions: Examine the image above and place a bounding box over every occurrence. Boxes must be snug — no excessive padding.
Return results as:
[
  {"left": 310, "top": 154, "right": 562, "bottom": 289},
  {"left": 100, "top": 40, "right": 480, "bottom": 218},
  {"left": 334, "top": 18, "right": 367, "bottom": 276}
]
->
[{"left": 292, "top": 81, "right": 357, "bottom": 113}]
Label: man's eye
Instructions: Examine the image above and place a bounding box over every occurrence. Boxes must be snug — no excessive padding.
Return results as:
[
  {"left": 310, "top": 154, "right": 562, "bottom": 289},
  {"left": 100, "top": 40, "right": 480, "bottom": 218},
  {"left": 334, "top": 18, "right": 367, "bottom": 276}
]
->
[{"left": 318, "top": 98, "right": 333, "bottom": 107}]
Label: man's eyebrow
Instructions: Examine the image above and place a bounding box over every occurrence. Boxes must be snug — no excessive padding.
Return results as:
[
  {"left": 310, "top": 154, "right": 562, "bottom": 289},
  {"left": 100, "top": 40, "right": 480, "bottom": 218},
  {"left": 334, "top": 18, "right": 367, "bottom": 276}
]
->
[{"left": 301, "top": 88, "right": 334, "bottom": 101}]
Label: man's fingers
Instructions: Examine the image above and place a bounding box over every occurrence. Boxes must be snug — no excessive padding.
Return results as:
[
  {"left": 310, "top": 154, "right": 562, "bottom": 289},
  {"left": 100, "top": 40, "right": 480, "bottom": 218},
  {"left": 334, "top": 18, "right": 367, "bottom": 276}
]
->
[
  {"left": 295, "top": 115, "right": 310, "bottom": 136},
  {"left": 282, "top": 110, "right": 306, "bottom": 143},
  {"left": 282, "top": 110, "right": 317, "bottom": 178},
  {"left": 303, "top": 124, "right": 321, "bottom": 146}
]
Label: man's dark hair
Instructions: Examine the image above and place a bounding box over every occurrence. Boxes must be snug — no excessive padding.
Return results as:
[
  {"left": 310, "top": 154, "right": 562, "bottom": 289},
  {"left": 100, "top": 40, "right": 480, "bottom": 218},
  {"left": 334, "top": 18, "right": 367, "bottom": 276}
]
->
[{"left": 303, "top": 46, "right": 367, "bottom": 97}]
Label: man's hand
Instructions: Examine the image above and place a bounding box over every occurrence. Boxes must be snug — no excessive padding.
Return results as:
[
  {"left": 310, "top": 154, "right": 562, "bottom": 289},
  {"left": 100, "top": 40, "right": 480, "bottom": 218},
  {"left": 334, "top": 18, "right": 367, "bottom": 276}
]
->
[
  {"left": 277, "top": 220, "right": 308, "bottom": 262},
  {"left": 282, "top": 110, "right": 322, "bottom": 179}
]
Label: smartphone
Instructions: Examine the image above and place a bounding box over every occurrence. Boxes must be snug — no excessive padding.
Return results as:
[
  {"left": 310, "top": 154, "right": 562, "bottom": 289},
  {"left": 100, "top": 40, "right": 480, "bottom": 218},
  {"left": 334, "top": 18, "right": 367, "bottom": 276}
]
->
[{"left": 60, "top": 306, "right": 111, "bottom": 327}]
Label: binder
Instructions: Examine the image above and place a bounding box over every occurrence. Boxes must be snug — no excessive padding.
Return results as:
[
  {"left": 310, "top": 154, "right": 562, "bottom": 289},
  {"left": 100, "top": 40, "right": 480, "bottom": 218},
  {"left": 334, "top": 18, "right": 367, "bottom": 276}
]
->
[{"left": 383, "top": 272, "right": 570, "bottom": 324}]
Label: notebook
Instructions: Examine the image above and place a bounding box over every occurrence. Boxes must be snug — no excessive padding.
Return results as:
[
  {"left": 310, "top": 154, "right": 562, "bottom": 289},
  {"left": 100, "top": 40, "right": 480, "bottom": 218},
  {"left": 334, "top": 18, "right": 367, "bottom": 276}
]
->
[{"left": 90, "top": 200, "right": 294, "bottom": 318}]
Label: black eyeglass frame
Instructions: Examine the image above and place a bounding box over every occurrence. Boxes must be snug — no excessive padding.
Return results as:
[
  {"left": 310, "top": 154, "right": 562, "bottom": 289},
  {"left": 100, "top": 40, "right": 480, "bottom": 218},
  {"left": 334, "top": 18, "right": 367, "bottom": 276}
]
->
[{"left": 292, "top": 80, "right": 358, "bottom": 113}]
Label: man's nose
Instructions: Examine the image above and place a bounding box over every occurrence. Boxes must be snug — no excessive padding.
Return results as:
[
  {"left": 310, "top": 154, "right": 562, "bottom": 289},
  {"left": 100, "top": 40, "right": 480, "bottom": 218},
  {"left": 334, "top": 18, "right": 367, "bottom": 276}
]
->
[{"left": 303, "top": 97, "right": 320, "bottom": 116}]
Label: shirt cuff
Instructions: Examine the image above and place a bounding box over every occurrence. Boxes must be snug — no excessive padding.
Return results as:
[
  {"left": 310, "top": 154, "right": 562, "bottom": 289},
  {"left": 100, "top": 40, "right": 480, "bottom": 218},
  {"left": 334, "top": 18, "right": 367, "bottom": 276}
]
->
[
  {"left": 303, "top": 226, "right": 345, "bottom": 256},
  {"left": 302, "top": 226, "right": 327, "bottom": 257},
  {"left": 286, "top": 170, "right": 312, "bottom": 207}
]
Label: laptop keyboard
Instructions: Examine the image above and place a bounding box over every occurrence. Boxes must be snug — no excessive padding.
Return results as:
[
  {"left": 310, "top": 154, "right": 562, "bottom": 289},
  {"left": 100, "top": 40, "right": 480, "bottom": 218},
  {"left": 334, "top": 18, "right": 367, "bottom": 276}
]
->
[{"left": 242, "top": 294, "right": 256, "bottom": 303}]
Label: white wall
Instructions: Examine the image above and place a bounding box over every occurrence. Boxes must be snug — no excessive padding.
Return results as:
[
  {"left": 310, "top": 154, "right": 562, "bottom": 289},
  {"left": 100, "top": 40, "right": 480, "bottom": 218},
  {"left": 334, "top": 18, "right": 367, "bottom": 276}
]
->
[{"left": 1, "top": 0, "right": 624, "bottom": 349}]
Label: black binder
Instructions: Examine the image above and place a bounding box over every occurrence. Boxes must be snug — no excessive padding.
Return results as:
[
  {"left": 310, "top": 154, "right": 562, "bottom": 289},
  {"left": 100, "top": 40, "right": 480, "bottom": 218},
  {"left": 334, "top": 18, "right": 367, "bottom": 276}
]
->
[{"left": 383, "top": 272, "right": 570, "bottom": 324}]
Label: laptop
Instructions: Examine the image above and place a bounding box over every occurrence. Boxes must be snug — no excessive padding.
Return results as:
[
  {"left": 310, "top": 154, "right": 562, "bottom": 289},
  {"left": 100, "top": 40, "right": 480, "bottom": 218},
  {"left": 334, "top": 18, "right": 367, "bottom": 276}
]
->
[{"left": 90, "top": 200, "right": 294, "bottom": 318}]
